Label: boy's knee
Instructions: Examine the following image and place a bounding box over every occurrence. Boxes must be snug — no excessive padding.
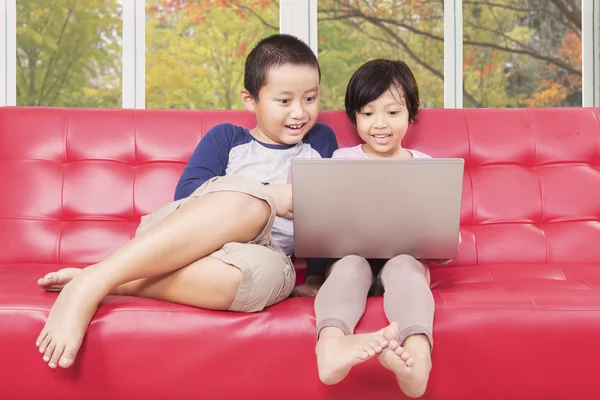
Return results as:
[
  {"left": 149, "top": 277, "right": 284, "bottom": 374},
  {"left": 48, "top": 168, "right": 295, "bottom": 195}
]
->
[{"left": 238, "top": 192, "right": 271, "bottom": 222}]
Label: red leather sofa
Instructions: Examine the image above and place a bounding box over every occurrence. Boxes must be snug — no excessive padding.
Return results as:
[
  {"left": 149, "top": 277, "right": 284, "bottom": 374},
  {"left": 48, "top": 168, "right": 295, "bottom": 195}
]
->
[{"left": 1, "top": 106, "right": 600, "bottom": 399}]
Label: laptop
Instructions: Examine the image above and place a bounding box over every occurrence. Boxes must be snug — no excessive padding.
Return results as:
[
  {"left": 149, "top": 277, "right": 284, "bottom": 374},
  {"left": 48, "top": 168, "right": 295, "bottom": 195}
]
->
[{"left": 291, "top": 158, "right": 464, "bottom": 259}]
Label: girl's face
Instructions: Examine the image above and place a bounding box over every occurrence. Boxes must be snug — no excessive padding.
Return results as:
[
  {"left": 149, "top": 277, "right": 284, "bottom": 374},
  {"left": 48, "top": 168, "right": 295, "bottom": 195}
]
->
[{"left": 355, "top": 87, "right": 411, "bottom": 158}]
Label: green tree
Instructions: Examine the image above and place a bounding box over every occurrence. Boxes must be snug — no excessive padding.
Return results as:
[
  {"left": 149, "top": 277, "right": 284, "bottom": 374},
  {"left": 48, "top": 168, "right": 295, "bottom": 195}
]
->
[
  {"left": 146, "top": 0, "right": 278, "bottom": 110},
  {"left": 16, "top": 0, "right": 122, "bottom": 107}
]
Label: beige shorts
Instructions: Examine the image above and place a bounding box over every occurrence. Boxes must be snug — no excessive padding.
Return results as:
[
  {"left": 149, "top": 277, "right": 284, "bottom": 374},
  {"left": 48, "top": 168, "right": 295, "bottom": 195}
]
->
[{"left": 136, "top": 175, "right": 296, "bottom": 312}]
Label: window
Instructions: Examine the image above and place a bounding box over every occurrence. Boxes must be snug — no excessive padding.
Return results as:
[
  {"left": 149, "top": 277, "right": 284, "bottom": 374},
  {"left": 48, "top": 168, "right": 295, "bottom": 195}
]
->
[
  {"left": 145, "top": 0, "right": 279, "bottom": 110},
  {"left": 317, "top": 0, "right": 444, "bottom": 110},
  {"left": 463, "top": 0, "right": 582, "bottom": 108},
  {"left": 16, "top": 0, "right": 122, "bottom": 107}
]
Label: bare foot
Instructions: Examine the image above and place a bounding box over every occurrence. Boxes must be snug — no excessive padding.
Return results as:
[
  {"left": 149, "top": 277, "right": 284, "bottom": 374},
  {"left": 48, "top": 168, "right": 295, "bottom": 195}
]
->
[
  {"left": 36, "top": 268, "right": 105, "bottom": 369},
  {"left": 378, "top": 331, "right": 432, "bottom": 398},
  {"left": 315, "top": 323, "right": 397, "bottom": 385},
  {"left": 38, "top": 268, "right": 82, "bottom": 292}
]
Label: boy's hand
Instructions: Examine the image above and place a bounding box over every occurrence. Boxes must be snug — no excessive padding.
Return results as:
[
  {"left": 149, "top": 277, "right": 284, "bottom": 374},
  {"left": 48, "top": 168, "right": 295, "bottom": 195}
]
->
[
  {"left": 264, "top": 183, "right": 293, "bottom": 219},
  {"left": 289, "top": 275, "right": 325, "bottom": 297}
]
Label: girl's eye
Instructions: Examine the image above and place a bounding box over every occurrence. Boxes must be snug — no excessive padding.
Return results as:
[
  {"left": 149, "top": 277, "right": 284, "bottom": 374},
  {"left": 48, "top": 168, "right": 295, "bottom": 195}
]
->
[
  {"left": 362, "top": 112, "right": 373, "bottom": 117},
  {"left": 389, "top": 111, "right": 399, "bottom": 116},
  {"left": 306, "top": 96, "right": 316, "bottom": 102}
]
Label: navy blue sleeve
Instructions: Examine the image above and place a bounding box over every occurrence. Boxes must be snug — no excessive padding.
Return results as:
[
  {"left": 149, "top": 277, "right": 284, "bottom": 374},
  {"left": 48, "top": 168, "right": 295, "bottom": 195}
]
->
[
  {"left": 302, "top": 123, "right": 338, "bottom": 279},
  {"left": 304, "top": 122, "right": 338, "bottom": 158},
  {"left": 174, "top": 124, "right": 234, "bottom": 201}
]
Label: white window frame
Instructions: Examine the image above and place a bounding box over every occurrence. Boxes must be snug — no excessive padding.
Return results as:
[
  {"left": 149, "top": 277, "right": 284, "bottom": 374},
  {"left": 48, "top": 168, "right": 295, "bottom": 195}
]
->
[
  {"left": 582, "top": 0, "right": 599, "bottom": 107},
  {"left": 122, "top": 0, "right": 145, "bottom": 109},
  {"left": 280, "top": 0, "right": 317, "bottom": 52},
  {"left": 596, "top": 0, "right": 600, "bottom": 107},
  {"left": 1, "top": 0, "right": 16, "bottom": 106},
  {"left": 445, "top": 0, "right": 462, "bottom": 108}
]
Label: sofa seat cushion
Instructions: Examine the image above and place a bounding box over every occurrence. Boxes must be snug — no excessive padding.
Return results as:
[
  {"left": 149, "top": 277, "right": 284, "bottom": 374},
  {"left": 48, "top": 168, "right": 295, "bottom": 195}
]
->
[{"left": 2, "top": 262, "right": 600, "bottom": 399}]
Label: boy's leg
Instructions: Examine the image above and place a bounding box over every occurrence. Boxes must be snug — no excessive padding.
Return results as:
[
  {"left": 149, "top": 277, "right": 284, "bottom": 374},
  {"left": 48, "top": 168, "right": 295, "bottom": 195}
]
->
[
  {"left": 314, "top": 255, "right": 394, "bottom": 385},
  {"left": 376, "top": 255, "right": 433, "bottom": 398},
  {"left": 38, "top": 257, "right": 241, "bottom": 310},
  {"left": 36, "top": 176, "right": 278, "bottom": 369}
]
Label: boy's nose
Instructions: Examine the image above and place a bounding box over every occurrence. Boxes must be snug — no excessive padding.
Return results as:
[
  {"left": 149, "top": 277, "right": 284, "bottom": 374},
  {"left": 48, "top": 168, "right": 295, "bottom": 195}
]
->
[{"left": 290, "top": 104, "right": 306, "bottom": 119}]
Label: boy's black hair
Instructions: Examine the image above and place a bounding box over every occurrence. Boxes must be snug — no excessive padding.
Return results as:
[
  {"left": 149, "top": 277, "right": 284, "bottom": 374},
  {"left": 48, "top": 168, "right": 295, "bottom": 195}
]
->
[
  {"left": 244, "top": 34, "right": 320, "bottom": 101},
  {"left": 344, "top": 59, "right": 420, "bottom": 125}
]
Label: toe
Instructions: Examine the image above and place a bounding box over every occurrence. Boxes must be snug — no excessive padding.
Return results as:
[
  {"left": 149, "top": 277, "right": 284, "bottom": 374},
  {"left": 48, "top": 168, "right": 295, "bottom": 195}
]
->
[
  {"left": 405, "top": 357, "right": 415, "bottom": 367},
  {"left": 38, "top": 334, "right": 52, "bottom": 353},
  {"left": 39, "top": 274, "right": 56, "bottom": 286},
  {"left": 369, "top": 339, "right": 383, "bottom": 353},
  {"left": 43, "top": 341, "right": 57, "bottom": 363},
  {"left": 48, "top": 344, "right": 65, "bottom": 369},
  {"left": 358, "top": 349, "right": 370, "bottom": 360},
  {"left": 399, "top": 349, "right": 411, "bottom": 361},
  {"left": 58, "top": 346, "right": 78, "bottom": 368},
  {"left": 381, "top": 322, "right": 399, "bottom": 341},
  {"left": 375, "top": 335, "right": 389, "bottom": 348},
  {"left": 388, "top": 340, "right": 400, "bottom": 351},
  {"left": 36, "top": 330, "right": 48, "bottom": 347}
]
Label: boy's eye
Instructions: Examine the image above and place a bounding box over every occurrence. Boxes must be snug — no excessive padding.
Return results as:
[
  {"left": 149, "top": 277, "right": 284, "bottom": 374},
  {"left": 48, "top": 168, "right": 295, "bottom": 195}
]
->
[
  {"left": 278, "top": 99, "right": 291, "bottom": 105},
  {"left": 388, "top": 111, "right": 399, "bottom": 116},
  {"left": 305, "top": 96, "right": 316, "bottom": 102}
]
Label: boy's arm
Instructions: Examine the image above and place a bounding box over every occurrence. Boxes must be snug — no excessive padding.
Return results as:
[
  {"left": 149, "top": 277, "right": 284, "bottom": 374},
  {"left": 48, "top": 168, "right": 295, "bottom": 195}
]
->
[{"left": 174, "top": 125, "right": 232, "bottom": 201}]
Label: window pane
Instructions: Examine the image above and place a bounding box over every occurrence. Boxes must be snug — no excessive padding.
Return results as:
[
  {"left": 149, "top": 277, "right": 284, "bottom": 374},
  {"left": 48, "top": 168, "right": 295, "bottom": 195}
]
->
[
  {"left": 146, "top": 0, "right": 279, "bottom": 110},
  {"left": 463, "top": 0, "right": 582, "bottom": 107},
  {"left": 318, "top": 1, "right": 444, "bottom": 110},
  {"left": 16, "top": 0, "right": 122, "bottom": 107}
]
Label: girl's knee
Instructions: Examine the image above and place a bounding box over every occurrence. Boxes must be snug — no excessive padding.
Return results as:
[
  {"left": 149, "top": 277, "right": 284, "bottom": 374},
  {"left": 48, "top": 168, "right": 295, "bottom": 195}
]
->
[
  {"left": 329, "top": 255, "right": 371, "bottom": 280},
  {"left": 382, "top": 255, "right": 427, "bottom": 278}
]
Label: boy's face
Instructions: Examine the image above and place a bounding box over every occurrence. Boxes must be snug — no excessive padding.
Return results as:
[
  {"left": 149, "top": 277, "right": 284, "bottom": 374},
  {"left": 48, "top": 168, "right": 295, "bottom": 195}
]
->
[
  {"left": 242, "top": 64, "right": 320, "bottom": 146},
  {"left": 355, "top": 87, "right": 410, "bottom": 158}
]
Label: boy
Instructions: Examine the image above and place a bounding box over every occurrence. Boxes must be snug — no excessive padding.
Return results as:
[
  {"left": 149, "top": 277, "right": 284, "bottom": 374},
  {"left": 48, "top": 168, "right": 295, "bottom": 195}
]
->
[{"left": 35, "top": 34, "right": 338, "bottom": 369}]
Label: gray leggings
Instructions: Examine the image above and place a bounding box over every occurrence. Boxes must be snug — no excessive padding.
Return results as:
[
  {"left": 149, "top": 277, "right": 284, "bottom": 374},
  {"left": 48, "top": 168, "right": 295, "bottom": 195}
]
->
[{"left": 314, "top": 254, "right": 434, "bottom": 347}]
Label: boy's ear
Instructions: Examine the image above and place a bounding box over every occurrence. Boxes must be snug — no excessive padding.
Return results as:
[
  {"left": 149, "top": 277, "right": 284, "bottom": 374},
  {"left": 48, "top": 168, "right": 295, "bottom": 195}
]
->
[{"left": 240, "top": 89, "right": 257, "bottom": 112}]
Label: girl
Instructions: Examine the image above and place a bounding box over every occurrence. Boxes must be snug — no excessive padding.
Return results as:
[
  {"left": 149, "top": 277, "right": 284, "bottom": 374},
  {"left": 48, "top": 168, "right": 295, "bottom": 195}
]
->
[{"left": 314, "top": 59, "right": 457, "bottom": 398}]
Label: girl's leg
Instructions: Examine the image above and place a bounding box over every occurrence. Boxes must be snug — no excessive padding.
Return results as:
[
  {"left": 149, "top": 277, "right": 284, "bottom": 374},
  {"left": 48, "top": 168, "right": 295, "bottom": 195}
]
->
[
  {"left": 314, "top": 255, "right": 394, "bottom": 385},
  {"left": 376, "top": 254, "right": 434, "bottom": 398}
]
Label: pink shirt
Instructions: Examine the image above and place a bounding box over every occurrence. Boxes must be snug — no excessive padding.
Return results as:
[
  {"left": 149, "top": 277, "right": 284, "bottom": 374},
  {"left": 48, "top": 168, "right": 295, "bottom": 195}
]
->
[{"left": 333, "top": 144, "right": 432, "bottom": 159}]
